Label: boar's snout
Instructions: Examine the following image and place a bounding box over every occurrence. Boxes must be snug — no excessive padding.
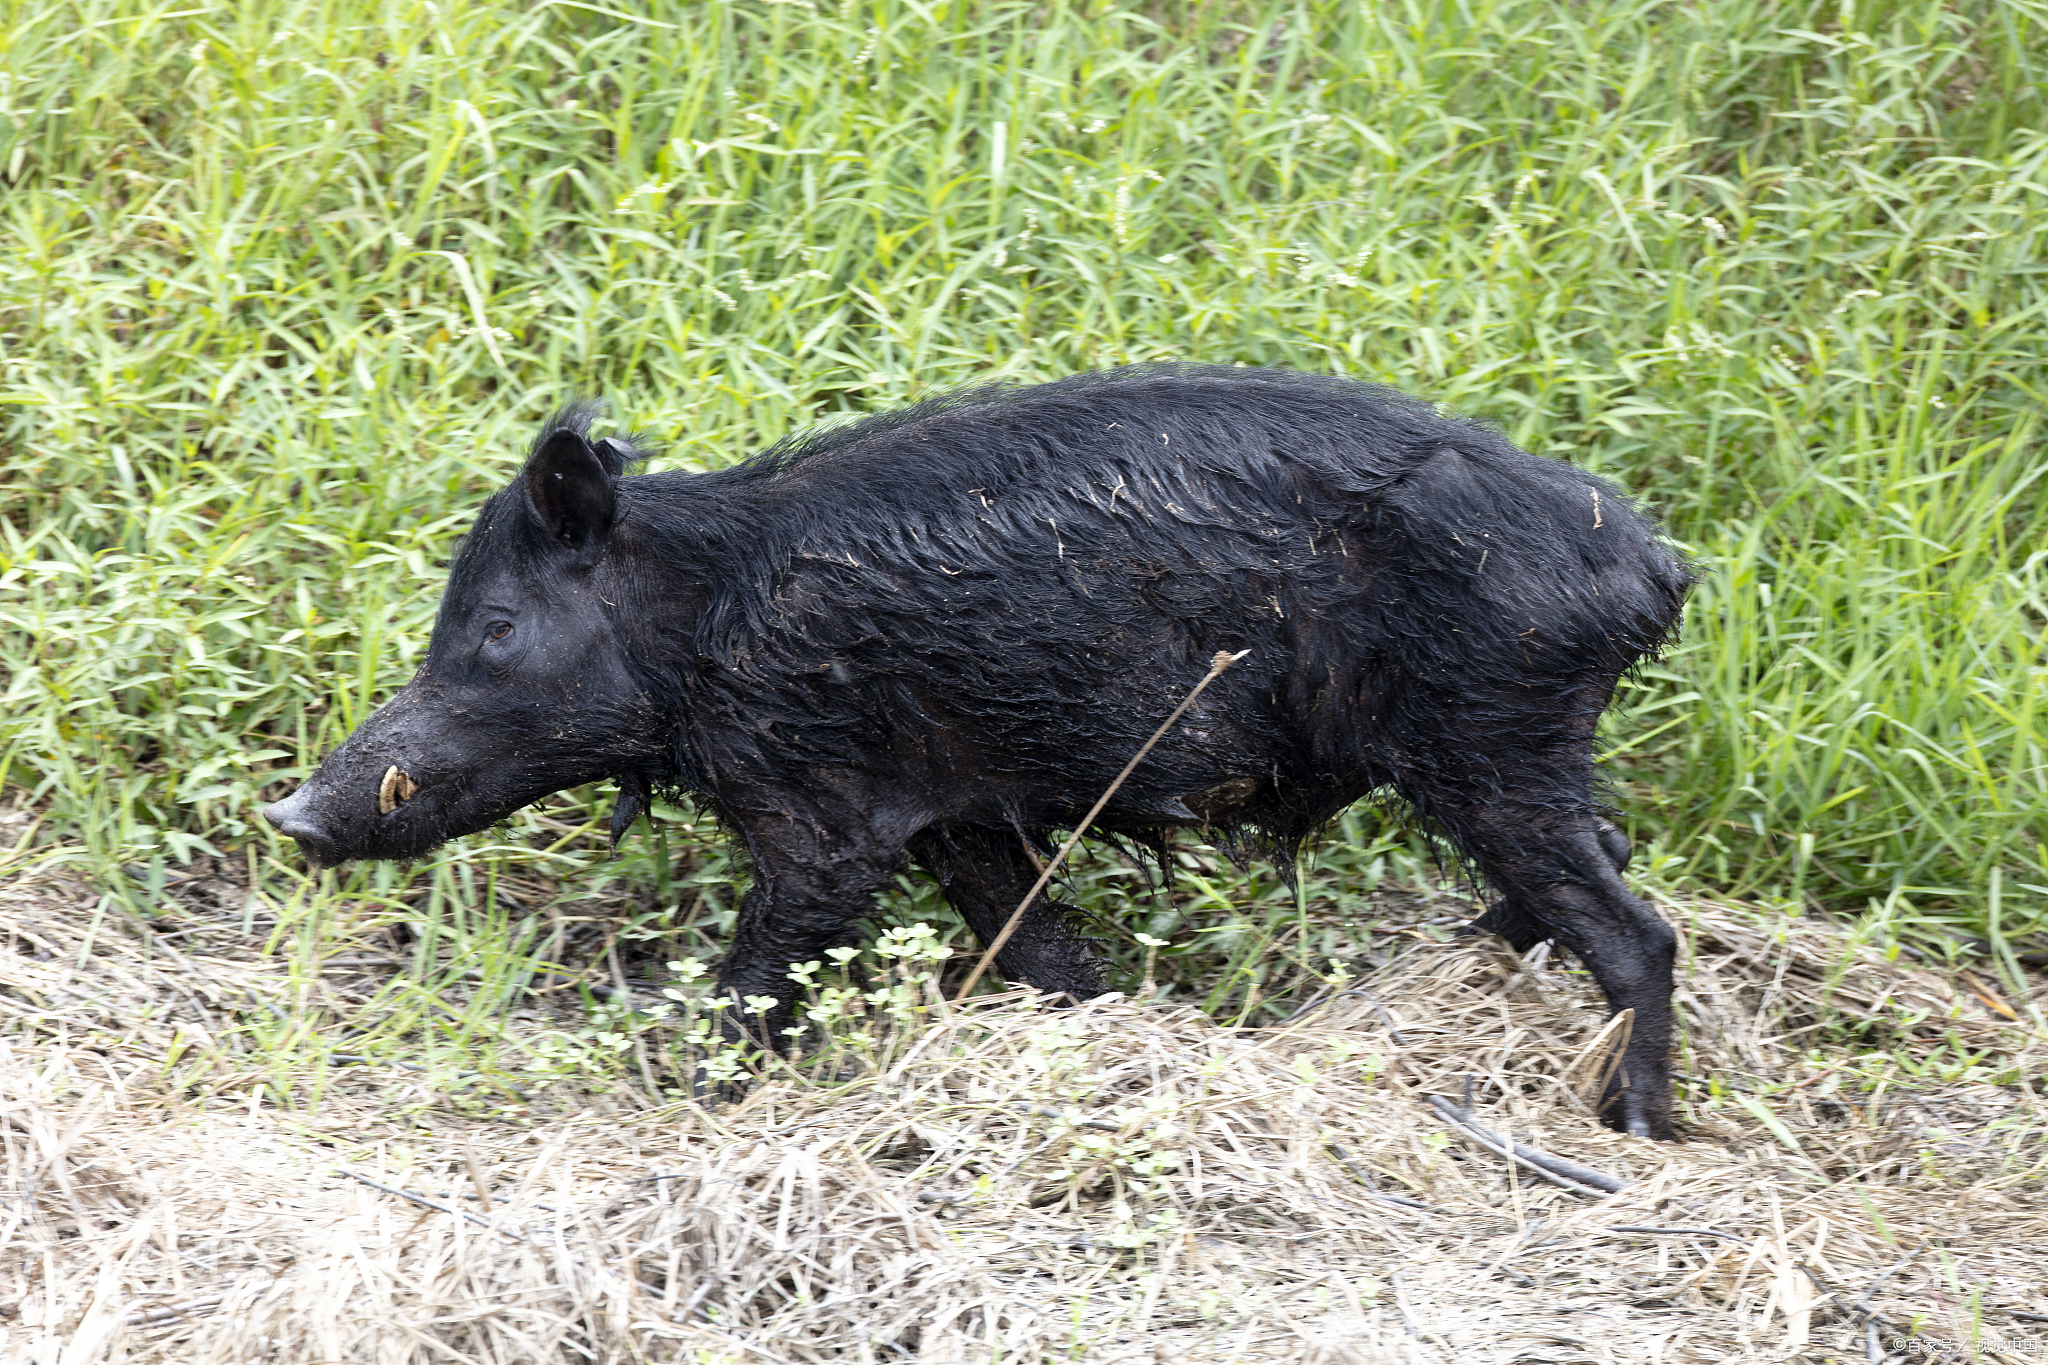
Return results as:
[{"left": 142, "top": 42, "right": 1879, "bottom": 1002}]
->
[
  {"left": 263, "top": 786, "right": 343, "bottom": 865},
  {"left": 263, "top": 757, "right": 433, "bottom": 865}
]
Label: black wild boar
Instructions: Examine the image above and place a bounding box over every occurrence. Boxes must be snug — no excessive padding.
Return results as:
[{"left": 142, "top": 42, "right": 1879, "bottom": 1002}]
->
[{"left": 264, "top": 365, "right": 1693, "bottom": 1136}]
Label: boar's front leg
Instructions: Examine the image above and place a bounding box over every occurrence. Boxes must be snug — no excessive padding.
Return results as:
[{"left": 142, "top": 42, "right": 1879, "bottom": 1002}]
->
[
  {"left": 718, "top": 813, "right": 900, "bottom": 1043},
  {"left": 908, "top": 824, "right": 1106, "bottom": 1002}
]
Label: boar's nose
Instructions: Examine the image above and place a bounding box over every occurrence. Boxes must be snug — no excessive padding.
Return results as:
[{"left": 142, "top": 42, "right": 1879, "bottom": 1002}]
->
[{"left": 263, "top": 789, "right": 336, "bottom": 860}]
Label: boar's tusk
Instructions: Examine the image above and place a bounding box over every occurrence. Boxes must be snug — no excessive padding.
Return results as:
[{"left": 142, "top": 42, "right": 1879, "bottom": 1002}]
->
[{"left": 378, "top": 766, "right": 419, "bottom": 815}]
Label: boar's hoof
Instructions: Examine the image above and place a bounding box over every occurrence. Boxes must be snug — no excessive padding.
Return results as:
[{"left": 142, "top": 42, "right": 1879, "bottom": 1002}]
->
[{"left": 378, "top": 765, "right": 420, "bottom": 815}]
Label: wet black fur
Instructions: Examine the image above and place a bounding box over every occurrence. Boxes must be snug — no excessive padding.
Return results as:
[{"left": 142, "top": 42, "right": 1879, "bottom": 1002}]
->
[{"left": 266, "top": 365, "right": 1695, "bottom": 1136}]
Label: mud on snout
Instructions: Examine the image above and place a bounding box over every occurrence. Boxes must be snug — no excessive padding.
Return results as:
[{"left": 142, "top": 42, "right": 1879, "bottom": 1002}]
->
[
  {"left": 262, "top": 684, "right": 653, "bottom": 867},
  {"left": 263, "top": 737, "right": 454, "bottom": 867},
  {"left": 262, "top": 687, "right": 523, "bottom": 865}
]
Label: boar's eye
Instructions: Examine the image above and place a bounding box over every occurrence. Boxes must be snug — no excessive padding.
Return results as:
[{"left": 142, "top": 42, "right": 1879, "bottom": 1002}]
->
[{"left": 485, "top": 621, "right": 513, "bottom": 643}]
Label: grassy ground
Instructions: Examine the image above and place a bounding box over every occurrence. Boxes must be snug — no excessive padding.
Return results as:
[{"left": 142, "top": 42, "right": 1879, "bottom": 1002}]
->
[
  {"left": 1, "top": 1, "right": 2045, "bottom": 1083},
  {"left": 7, "top": 870, "right": 2046, "bottom": 1362}
]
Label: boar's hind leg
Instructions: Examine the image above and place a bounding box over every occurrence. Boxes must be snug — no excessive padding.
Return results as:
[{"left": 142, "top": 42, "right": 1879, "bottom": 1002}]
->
[
  {"left": 1468, "top": 818, "right": 1631, "bottom": 949},
  {"left": 1413, "top": 764, "right": 1676, "bottom": 1140},
  {"left": 908, "top": 826, "right": 1106, "bottom": 1003}
]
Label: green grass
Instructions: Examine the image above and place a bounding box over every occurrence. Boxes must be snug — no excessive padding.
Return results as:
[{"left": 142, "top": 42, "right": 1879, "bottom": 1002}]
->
[{"left": 2, "top": 0, "right": 2045, "bottom": 1069}]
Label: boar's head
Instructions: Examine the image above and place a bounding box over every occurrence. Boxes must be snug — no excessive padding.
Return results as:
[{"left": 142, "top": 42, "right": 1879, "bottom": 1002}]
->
[{"left": 264, "top": 410, "right": 663, "bottom": 865}]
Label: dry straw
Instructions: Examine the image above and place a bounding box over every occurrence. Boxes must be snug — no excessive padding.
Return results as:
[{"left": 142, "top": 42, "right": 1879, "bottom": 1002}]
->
[{"left": 3, "top": 864, "right": 2045, "bottom": 1363}]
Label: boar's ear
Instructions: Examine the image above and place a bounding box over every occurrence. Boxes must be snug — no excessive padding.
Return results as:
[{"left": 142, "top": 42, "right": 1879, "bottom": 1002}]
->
[{"left": 524, "top": 429, "right": 616, "bottom": 566}]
